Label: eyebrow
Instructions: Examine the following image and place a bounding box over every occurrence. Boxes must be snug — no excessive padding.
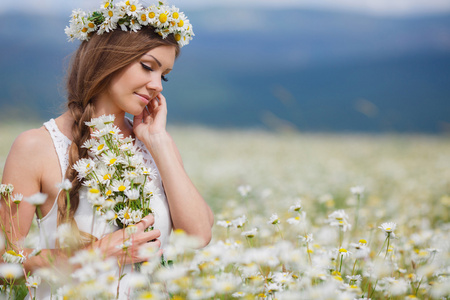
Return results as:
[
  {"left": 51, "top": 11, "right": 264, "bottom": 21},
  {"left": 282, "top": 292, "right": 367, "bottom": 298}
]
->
[
  {"left": 144, "top": 54, "right": 173, "bottom": 71},
  {"left": 145, "top": 54, "right": 162, "bottom": 67}
]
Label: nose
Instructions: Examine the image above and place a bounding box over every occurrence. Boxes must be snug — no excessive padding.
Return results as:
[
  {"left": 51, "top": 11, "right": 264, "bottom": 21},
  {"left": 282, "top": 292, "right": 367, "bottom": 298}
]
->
[{"left": 146, "top": 73, "right": 163, "bottom": 94}]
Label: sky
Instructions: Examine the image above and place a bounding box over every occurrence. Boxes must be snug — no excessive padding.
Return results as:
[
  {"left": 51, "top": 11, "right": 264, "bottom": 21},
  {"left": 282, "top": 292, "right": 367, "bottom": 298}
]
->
[{"left": 1, "top": 0, "right": 450, "bottom": 16}]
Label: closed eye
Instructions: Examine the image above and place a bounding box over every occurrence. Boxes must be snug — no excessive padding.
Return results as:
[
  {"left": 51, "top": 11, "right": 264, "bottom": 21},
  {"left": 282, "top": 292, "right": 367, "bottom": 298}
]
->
[
  {"left": 141, "top": 62, "right": 169, "bottom": 82},
  {"left": 140, "top": 62, "right": 153, "bottom": 71}
]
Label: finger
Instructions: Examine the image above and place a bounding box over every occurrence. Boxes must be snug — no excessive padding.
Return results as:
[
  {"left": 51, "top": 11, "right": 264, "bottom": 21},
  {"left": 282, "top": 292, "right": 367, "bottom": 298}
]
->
[
  {"left": 157, "top": 93, "right": 166, "bottom": 106},
  {"left": 151, "top": 98, "right": 158, "bottom": 110},
  {"left": 134, "top": 229, "right": 161, "bottom": 244},
  {"left": 138, "top": 215, "right": 155, "bottom": 231}
]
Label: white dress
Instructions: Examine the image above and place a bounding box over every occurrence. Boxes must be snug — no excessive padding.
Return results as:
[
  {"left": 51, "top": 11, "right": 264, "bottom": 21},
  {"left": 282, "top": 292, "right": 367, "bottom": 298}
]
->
[{"left": 33, "top": 119, "right": 172, "bottom": 299}]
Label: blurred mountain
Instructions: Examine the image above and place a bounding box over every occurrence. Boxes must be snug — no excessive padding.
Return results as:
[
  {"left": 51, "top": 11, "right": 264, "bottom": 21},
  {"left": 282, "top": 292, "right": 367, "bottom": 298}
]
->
[{"left": 1, "top": 8, "right": 450, "bottom": 132}]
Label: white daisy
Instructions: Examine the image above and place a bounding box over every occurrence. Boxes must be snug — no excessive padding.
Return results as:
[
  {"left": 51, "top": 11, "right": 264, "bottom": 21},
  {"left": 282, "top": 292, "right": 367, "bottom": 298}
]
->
[
  {"left": 103, "top": 209, "right": 117, "bottom": 222},
  {"left": 379, "top": 222, "right": 397, "bottom": 238},
  {"left": 268, "top": 213, "right": 280, "bottom": 225},
  {"left": 129, "top": 18, "right": 142, "bottom": 32},
  {"left": 232, "top": 215, "right": 247, "bottom": 228},
  {"left": 56, "top": 179, "right": 72, "bottom": 191},
  {"left": 241, "top": 228, "right": 258, "bottom": 238},
  {"left": 111, "top": 179, "right": 131, "bottom": 193},
  {"left": 0, "top": 183, "right": 14, "bottom": 195},
  {"left": 2, "top": 250, "right": 26, "bottom": 264},
  {"left": 0, "top": 263, "right": 23, "bottom": 280},
  {"left": 24, "top": 193, "right": 47, "bottom": 206},
  {"left": 73, "top": 158, "right": 95, "bottom": 179},
  {"left": 299, "top": 233, "right": 314, "bottom": 243},
  {"left": 26, "top": 275, "right": 41, "bottom": 289},
  {"left": 124, "top": 188, "right": 140, "bottom": 201},
  {"left": 117, "top": 207, "right": 140, "bottom": 225},
  {"left": 237, "top": 185, "right": 252, "bottom": 197},
  {"left": 81, "top": 138, "right": 96, "bottom": 150},
  {"left": 216, "top": 220, "right": 233, "bottom": 228},
  {"left": 123, "top": 0, "right": 143, "bottom": 18},
  {"left": 85, "top": 114, "right": 115, "bottom": 129},
  {"left": 336, "top": 247, "right": 352, "bottom": 259},
  {"left": 326, "top": 209, "right": 352, "bottom": 232},
  {"left": 350, "top": 185, "right": 365, "bottom": 196},
  {"left": 379, "top": 222, "right": 396, "bottom": 233},
  {"left": 137, "top": 7, "right": 150, "bottom": 25},
  {"left": 101, "top": 150, "right": 122, "bottom": 167},
  {"left": 154, "top": 6, "right": 171, "bottom": 28},
  {"left": 95, "top": 164, "right": 115, "bottom": 185},
  {"left": 12, "top": 193, "right": 23, "bottom": 204},
  {"left": 288, "top": 200, "right": 302, "bottom": 212}
]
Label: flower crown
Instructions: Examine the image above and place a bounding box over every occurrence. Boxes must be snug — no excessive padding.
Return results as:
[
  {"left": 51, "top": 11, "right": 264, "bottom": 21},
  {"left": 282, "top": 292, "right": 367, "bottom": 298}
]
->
[{"left": 65, "top": 0, "right": 194, "bottom": 47}]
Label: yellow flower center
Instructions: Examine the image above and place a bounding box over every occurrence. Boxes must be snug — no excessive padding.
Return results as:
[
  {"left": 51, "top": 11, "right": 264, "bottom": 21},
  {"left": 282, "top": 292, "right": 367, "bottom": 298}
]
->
[
  {"left": 97, "top": 144, "right": 104, "bottom": 151},
  {"left": 339, "top": 248, "right": 347, "bottom": 253},
  {"left": 141, "top": 14, "right": 147, "bottom": 21},
  {"left": 4, "top": 272, "right": 15, "bottom": 279},
  {"left": 124, "top": 211, "right": 130, "bottom": 219},
  {"left": 359, "top": 239, "right": 367, "bottom": 244},
  {"left": 173, "top": 12, "right": 179, "bottom": 19},
  {"left": 178, "top": 19, "right": 184, "bottom": 27},
  {"left": 86, "top": 163, "right": 90, "bottom": 168},
  {"left": 88, "top": 22, "right": 95, "bottom": 28},
  {"left": 159, "top": 13, "right": 167, "bottom": 23},
  {"left": 295, "top": 216, "right": 300, "bottom": 220},
  {"left": 131, "top": 5, "right": 136, "bottom": 12},
  {"left": 139, "top": 292, "right": 154, "bottom": 299},
  {"left": 104, "top": 2, "right": 110, "bottom": 9},
  {"left": 118, "top": 185, "right": 126, "bottom": 192},
  {"left": 103, "top": 174, "right": 111, "bottom": 180},
  {"left": 89, "top": 188, "right": 100, "bottom": 194},
  {"left": 109, "top": 158, "right": 117, "bottom": 165},
  {"left": 6, "top": 250, "right": 20, "bottom": 257},
  {"left": 108, "top": 10, "right": 114, "bottom": 17},
  {"left": 106, "top": 190, "right": 112, "bottom": 196},
  {"left": 149, "top": 12, "right": 155, "bottom": 18},
  {"left": 386, "top": 227, "right": 391, "bottom": 231},
  {"left": 82, "top": 28, "right": 88, "bottom": 33},
  {"left": 126, "top": 1, "right": 130, "bottom": 5}
]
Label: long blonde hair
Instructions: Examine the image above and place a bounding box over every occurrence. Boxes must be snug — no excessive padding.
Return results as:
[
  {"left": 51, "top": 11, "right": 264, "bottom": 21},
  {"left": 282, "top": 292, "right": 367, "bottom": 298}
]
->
[{"left": 58, "top": 28, "right": 180, "bottom": 243}]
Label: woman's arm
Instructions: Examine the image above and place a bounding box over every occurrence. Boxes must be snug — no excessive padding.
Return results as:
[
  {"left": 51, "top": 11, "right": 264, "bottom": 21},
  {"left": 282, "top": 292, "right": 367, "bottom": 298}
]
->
[
  {"left": 1, "top": 129, "right": 162, "bottom": 272},
  {"left": 133, "top": 94, "right": 214, "bottom": 247},
  {"left": 1, "top": 129, "right": 54, "bottom": 272}
]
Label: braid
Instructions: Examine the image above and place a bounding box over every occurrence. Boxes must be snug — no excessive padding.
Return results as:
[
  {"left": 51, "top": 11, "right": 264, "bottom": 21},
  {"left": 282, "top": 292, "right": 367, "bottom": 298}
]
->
[{"left": 57, "top": 101, "right": 95, "bottom": 225}]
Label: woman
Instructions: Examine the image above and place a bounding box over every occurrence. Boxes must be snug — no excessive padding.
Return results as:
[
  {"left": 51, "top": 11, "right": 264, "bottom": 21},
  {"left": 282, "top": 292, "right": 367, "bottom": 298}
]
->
[{"left": 0, "top": 1, "right": 213, "bottom": 298}]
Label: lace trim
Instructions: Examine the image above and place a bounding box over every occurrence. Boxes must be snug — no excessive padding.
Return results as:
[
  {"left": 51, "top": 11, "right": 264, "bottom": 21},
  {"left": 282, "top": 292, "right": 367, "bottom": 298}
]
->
[{"left": 43, "top": 119, "right": 72, "bottom": 177}]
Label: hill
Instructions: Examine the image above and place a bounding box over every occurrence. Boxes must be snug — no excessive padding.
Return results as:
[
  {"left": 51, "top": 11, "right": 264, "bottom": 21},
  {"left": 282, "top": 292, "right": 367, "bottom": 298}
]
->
[{"left": 1, "top": 8, "right": 449, "bottom": 132}]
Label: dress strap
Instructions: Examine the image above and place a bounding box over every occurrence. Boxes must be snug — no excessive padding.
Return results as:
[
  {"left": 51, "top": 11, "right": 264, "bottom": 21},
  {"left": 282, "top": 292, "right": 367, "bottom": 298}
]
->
[{"left": 43, "top": 119, "right": 72, "bottom": 177}]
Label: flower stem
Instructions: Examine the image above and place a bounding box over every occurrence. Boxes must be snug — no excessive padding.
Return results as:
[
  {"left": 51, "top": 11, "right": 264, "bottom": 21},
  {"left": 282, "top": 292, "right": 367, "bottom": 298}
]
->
[{"left": 352, "top": 259, "right": 358, "bottom": 275}]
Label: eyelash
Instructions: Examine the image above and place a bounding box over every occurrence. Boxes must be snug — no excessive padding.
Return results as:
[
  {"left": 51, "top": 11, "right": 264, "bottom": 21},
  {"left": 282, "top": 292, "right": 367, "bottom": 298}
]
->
[{"left": 140, "top": 62, "right": 169, "bottom": 82}]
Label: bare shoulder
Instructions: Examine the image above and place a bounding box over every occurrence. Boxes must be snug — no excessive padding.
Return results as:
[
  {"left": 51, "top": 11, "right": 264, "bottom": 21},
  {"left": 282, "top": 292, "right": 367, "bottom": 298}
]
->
[
  {"left": 4, "top": 126, "right": 53, "bottom": 170},
  {"left": 10, "top": 126, "right": 52, "bottom": 157}
]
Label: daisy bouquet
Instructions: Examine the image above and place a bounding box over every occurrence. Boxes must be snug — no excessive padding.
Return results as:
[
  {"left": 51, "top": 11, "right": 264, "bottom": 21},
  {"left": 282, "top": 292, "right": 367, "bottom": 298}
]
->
[{"left": 73, "top": 114, "right": 156, "bottom": 229}]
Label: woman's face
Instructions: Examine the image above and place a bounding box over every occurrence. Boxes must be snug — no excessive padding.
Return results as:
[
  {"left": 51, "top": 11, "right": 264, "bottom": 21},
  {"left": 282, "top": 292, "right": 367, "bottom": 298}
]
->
[{"left": 98, "top": 45, "right": 176, "bottom": 116}]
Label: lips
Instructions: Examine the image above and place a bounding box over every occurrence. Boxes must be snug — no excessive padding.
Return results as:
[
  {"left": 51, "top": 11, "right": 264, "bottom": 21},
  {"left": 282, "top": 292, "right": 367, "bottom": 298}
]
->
[{"left": 134, "top": 92, "right": 150, "bottom": 105}]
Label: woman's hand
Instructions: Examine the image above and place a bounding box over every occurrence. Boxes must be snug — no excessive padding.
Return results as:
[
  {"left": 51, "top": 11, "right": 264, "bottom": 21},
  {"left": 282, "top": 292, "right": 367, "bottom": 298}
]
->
[
  {"left": 94, "top": 215, "right": 162, "bottom": 264},
  {"left": 133, "top": 93, "right": 168, "bottom": 141}
]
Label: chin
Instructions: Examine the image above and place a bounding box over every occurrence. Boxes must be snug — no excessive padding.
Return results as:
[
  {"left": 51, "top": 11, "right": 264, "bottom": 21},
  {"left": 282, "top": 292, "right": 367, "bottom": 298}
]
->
[{"left": 126, "top": 106, "right": 146, "bottom": 117}]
